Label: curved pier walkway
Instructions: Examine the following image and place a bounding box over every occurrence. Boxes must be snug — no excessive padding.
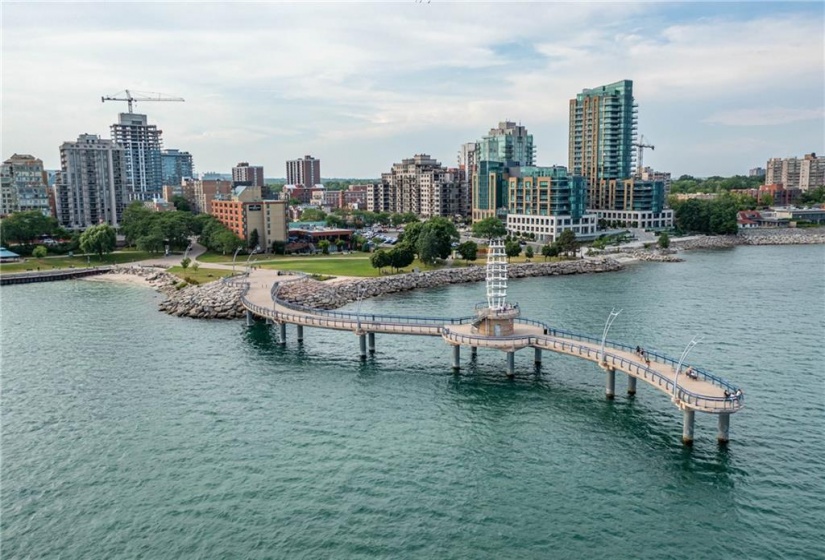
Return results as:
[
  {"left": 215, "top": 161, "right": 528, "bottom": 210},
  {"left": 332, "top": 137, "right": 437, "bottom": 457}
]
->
[{"left": 237, "top": 269, "right": 743, "bottom": 445}]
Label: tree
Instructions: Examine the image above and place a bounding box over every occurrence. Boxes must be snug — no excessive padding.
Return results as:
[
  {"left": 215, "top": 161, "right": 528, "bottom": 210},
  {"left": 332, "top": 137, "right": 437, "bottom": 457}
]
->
[
  {"left": 213, "top": 229, "right": 243, "bottom": 255},
  {"left": 472, "top": 217, "right": 507, "bottom": 239},
  {"left": 556, "top": 230, "right": 577, "bottom": 257},
  {"left": 335, "top": 238, "right": 346, "bottom": 252},
  {"left": 525, "top": 245, "right": 534, "bottom": 259},
  {"left": 299, "top": 208, "right": 326, "bottom": 222},
  {"left": 541, "top": 243, "right": 559, "bottom": 261},
  {"left": 658, "top": 231, "right": 670, "bottom": 249},
  {"left": 318, "top": 239, "right": 330, "bottom": 254},
  {"left": 121, "top": 202, "right": 155, "bottom": 246},
  {"left": 505, "top": 239, "right": 521, "bottom": 262},
  {"left": 171, "top": 195, "right": 191, "bottom": 212},
  {"left": 370, "top": 249, "right": 391, "bottom": 273},
  {"left": 398, "top": 221, "right": 424, "bottom": 250},
  {"left": 759, "top": 192, "right": 774, "bottom": 208},
  {"left": 326, "top": 214, "right": 347, "bottom": 228},
  {"left": 271, "top": 240, "right": 286, "bottom": 255},
  {"left": 181, "top": 257, "right": 191, "bottom": 270},
  {"left": 415, "top": 217, "right": 459, "bottom": 265},
  {"left": 456, "top": 240, "right": 478, "bottom": 263},
  {"left": 79, "top": 224, "right": 116, "bottom": 259},
  {"left": 0, "top": 211, "right": 58, "bottom": 245},
  {"left": 158, "top": 211, "right": 191, "bottom": 250},
  {"left": 32, "top": 245, "right": 48, "bottom": 258},
  {"left": 388, "top": 244, "right": 415, "bottom": 272},
  {"left": 249, "top": 228, "right": 260, "bottom": 249},
  {"left": 136, "top": 228, "right": 166, "bottom": 254}
]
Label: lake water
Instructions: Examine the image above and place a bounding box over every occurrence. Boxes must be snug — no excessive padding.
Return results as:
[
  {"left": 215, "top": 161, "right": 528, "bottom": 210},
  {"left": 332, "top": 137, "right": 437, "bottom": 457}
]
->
[{"left": 2, "top": 245, "right": 823, "bottom": 558}]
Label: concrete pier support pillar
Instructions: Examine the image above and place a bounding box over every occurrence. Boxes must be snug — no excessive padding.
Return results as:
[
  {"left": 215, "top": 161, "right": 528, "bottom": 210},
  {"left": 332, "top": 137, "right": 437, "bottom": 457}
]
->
[
  {"left": 534, "top": 347, "right": 542, "bottom": 365},
  {"left": 717, "top": 413, "right": 730, "bottom": 444},
  {"left": 359, "top": 333, "right": 367, "bottom": 360},
  {"left": 246, "top": 310, "right": 253, "bottom": 327},
  {"left": 682, "top": 409, "right": 695, "bottom": 445},
  {"left": 266, "top": 318, "right": 274, "bottom": 325},
  {"left": 506, "top": 351, "right": 515, "bottom": 377},
  {"left": 368, "top": 332, "right": 376, "bottom": 354},
  {"left": 278, "top": 322, "right": 287, "bottom": 345},
  {"left": 627, "top": 375, "right": 637, "bottom": 396},
  {"left": 605, "top": 368, "right": 616, "bottom": 399},
  {"left": 452, "top": 345, "right": 461, "bottom": 370},
  {"left": 296, "top": 325, "right": 304, "bottom": 342},
  {"left": 471, "top": 346, "right": 477, "bottom": 359}
]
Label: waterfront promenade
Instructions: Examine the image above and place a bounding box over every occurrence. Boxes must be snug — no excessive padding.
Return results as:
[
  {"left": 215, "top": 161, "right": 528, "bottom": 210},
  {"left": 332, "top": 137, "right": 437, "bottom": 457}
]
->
[{"left": 239, "top": 268, "right": 744, "bottom": 445}]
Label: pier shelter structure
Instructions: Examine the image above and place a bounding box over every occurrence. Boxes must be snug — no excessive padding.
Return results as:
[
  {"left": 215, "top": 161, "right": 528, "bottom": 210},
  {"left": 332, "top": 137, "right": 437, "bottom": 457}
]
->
[{"left": 236, "top": 239, "right": 744, "bottom": 446}]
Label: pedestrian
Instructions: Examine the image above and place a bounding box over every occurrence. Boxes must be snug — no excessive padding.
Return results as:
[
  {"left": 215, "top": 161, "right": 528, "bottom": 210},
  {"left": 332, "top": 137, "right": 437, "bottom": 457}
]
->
[{"left": 635, "top": 345, "right": 641, "bottom": 355}]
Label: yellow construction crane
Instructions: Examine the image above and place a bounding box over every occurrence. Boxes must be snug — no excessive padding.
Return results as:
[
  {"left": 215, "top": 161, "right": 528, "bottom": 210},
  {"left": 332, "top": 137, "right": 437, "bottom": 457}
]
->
[
  {"left": 634, "top": 135, "right": 655, "bottom": 177},
  {"left": 101, "top": 89, "right": 184, "bottom": 113}
]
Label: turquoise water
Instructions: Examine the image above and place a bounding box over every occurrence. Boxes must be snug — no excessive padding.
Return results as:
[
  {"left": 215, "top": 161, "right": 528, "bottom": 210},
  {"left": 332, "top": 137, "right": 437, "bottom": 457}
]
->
[{"left": 2, "top": 245, "right": 823, "bottom": 558}]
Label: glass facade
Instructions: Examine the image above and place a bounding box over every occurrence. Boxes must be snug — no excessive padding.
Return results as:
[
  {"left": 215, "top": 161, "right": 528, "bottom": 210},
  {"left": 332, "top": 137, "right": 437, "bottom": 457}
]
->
[
  {"left": 506, "top": 166, "right": 586, "bottom": 220},
  {"left": 161, "top": 149, "right": 194, "bottom": 187}
]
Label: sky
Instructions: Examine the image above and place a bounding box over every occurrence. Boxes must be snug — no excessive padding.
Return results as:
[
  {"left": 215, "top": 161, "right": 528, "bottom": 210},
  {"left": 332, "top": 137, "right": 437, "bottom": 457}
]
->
[{"left": 2, "top": 1, "right": 823, "bottom": 178}]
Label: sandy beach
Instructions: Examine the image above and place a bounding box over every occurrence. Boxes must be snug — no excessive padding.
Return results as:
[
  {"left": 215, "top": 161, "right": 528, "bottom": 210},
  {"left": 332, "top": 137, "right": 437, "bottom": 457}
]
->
[{"left": 83, "top": 272, "right": 156, "bottom": 288}]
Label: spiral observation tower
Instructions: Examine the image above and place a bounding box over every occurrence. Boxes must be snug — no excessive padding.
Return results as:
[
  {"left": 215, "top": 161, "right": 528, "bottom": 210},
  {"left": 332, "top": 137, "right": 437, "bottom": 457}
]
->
[{"left": 472, "top": 238, "right": 520, "bottom": 336}]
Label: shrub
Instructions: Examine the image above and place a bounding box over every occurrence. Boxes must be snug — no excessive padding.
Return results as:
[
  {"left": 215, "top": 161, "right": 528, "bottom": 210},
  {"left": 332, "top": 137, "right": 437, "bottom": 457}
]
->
[
  {"left": 183, "top": 276, "right": 200, "bottom": 285},
  {"left": 32, "top": 245, "right": 48, "bottom": 258}
]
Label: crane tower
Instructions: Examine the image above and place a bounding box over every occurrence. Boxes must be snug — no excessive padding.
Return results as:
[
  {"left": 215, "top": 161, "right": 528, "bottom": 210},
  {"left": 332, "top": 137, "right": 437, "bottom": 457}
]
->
[
  {"left": 634, "top": 135, "right": 655, "bottom": 177},
  {"left": 101, "top": 89, "right": 184, "bottom": 113}
]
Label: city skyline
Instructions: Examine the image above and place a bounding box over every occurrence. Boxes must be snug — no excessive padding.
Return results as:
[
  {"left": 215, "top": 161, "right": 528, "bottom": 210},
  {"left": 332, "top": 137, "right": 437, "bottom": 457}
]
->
[{"left": 3, "top": 2, "right": 823, "bottom": 178}]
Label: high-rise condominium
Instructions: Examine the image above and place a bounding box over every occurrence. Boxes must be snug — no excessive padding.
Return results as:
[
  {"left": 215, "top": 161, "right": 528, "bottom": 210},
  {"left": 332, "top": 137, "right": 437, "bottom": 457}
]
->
[
  {"left": 568, "top": 79, "right": 637, "bottom": 207},
  {"left": 161, "top": 149, "right": 194, "bottom": 187},
  {"left": 110, "top": 113, "right": 163, "bottom": 201},
  {"left": 55, "top": 134, "right": 128, "bottom": 229},
  {"left": 232, "top": 162, "right": 265, "bottom": 187},
  {"left": 286, "top": 155, "right": 321, "bottom": 187},
  {"left": 0, "top": 154, "right": 51, "bottom": 217}
]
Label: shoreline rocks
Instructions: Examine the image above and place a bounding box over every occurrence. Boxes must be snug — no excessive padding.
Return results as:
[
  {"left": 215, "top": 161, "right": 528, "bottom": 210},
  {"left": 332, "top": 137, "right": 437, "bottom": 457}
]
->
[
  {"left": 277, "top": 258, "right": 623, "bottom": 310},
  {"left": 671, "top": 228, "right": 825, "bottom": 251}
]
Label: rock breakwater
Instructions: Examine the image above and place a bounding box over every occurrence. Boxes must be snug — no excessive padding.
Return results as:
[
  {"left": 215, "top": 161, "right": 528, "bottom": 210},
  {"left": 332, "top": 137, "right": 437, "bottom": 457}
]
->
[
  {"left": 158, "top": 278, "right": 247, "bottom": 319},
  {"left": 670, "top": 228, "right": 825, "bottom": 251},
  {"left": 277, "top": 258, "right": 623, "bottom": 310}
]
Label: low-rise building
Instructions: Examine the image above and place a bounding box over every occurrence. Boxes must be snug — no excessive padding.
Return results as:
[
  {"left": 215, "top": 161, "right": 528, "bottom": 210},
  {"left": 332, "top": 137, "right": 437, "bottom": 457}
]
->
[{"left": 211, "top": 185, "right": 288, "bottom": 248}]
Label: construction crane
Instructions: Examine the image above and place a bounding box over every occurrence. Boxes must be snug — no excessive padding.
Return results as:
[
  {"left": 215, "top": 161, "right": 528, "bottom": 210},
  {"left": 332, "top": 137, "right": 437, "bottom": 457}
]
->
[
  {"left": 634, "top": 135, "right": 655, "bottom": 177},
  {"left": 101, "top": 90, "right": 184, "bottom": 113}
]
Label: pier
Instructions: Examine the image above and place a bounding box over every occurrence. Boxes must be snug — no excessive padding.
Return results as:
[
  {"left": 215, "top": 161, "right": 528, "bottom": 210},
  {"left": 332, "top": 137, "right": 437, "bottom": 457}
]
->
[{"left": 236, "top": 240, "right": 744, "bottom": 445}]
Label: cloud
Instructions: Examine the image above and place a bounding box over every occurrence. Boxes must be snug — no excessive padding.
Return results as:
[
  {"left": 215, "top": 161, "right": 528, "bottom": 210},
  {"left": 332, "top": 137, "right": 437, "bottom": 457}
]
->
[
  {"left": 703, "top": 108, "right": 825, "bottom": 126},
  {"left": 1, "top": 2, "right": 823, "bottom": 177}
]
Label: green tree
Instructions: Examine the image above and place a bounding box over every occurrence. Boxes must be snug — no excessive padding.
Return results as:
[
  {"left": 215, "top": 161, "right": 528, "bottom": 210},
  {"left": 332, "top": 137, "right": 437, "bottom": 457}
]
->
[
  {"left": 541, "top": 243, "right": 559, "bottom": 261},
  {"left": 170, "top": 195, "right": 191, "bottom": 212},
  {"left": 472, "top": 217, "right": 507, "bottom": 239},
  {"left": 271, "top": 240, "right": 286, "bottom": 255},
  {"left": 158, "top": 211, "right": 191, "bottom": 250},
  {"left": 318, "top": 239, "right": 331, "bottom": 254},
  {"left": 299, "top": 208, "right": 326, "bottom": 222},
  {"left": 249, "top": 228, "right": 260, "bottom": 249},
  {"left": 32, "top": 245, "right": 48, "bottom": 258},
  {"left": 556, "top": 230, "right": 577, "bottom": 257},
  {"left": 398, "top": 221, "right": 424, "bottom": 250},
  {"left": 370, "top": 249, "right": 391, "bottom": 273},
  {"left": 181, "top": 257, "right": 191, "bottom": 270},
  {"left": 79, "top": 224, "right": 116, "bottom": 259},
  {"left": 416, "top": 217, "right": 459, "bottom": 265},
  {"left": 0, "top": 210, "right": 58, "bottom": 245},
  {"left": 505, "top": 239, "right": 521, "bottom": 262},
  {"left": 524, "top": 245, "right": 534, "bottom": 259},
  {"left": 658, "top": 231, "right": 670, "bottom": 249},
  {"left": 121, "top": 202, "right": 155, "bottom": 246},
  {"left": 456, "top": 240, "right": 478, "bottom": 263},
  {"left": 136, "top": 227, "right": 166, "bottom": 254},
  {"left": 760, "top": 192, "right": 774, "bottom": 208},
  {"left": 388, "top": 244, "right": 415, "bottom": 272},
  {"left": 213, "top": 229, "right": 243, "bottom": 255},
  {"left": 335, "top": 238, "right": 346, "bottom": 252},
  {"left": 325, "top": 214, "right": 347, "bottom": 228}
]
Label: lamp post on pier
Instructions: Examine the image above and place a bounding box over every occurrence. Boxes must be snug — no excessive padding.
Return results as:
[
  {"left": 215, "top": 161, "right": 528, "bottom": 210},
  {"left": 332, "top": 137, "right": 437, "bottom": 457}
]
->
[
  {"left": 231, "top": 246, "right": 243, "bottom": 275},
  {"left": 599, "top": 308, "right": 622, "bottom": 365},
  {"left": 673, "top": 335, "right": 703, "bottom": 404}
]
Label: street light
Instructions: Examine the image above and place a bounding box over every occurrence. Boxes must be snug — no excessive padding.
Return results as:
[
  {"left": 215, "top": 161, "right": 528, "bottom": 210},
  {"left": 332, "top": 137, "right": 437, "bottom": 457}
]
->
[
  {"left": 355, "top": 282, "right": 368, "bottom": 331},
  {"left": 245, "top": 245, "right": 261, "bottom": 272},
  {"left": 673, "top": 335, "right": 703, "bottom": 404},
  {"left": 231, "top": 246, "right": 243, "bottom": 275},
  {"left": 599, "top": 307, "right": 622, "bottom": 365}
]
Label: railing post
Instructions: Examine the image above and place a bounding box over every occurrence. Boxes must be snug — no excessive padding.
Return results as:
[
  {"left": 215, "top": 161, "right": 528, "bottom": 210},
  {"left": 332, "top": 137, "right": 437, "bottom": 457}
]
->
[
  {"left": 452, "top": 345, "right": 460, "bottom": 371},
  {"left": 506, "top": 351, "right": 515, "bottom": 377},
  {"left": 296, "top": 324, "right": 304, "bottom": 342},
  {"left": 682, "top": 409, "right": 695, "bottom": 445},
  {"left": 627, "top": 374, "right": 637, "bottom": 396},
  {"left": 717, "top": 413, "right": 730, "bottom": 444},
  {"left": 368, "top": 332, "right": 375, "bottom": 354},
  {"left": 605, "top": 367, "right": 615, "bottom": 399}
]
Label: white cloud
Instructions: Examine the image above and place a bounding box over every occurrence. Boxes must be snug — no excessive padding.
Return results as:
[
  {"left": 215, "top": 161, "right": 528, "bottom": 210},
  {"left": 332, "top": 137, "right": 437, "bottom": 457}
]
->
[
  {"left": 703, "top": 107, "right": 825, "bottom": 126},
  {"left": 1, "top": 3, "right": 823, "bottom": 176}
]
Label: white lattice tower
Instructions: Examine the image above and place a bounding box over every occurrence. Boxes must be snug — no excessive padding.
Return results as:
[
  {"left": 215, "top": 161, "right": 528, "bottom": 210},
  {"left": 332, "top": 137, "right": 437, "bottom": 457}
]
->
[{"left": 486, "top": 238, "right": 508, "bottom": 310}]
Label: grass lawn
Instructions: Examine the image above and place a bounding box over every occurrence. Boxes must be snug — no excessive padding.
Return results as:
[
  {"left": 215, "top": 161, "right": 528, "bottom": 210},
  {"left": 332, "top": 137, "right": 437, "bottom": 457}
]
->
[
  {"left": 0, "top": 250, "right": 155, "bottom": 275},
  {"left": 166, "top": 266, "right": 234, "bottom": 284}
]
